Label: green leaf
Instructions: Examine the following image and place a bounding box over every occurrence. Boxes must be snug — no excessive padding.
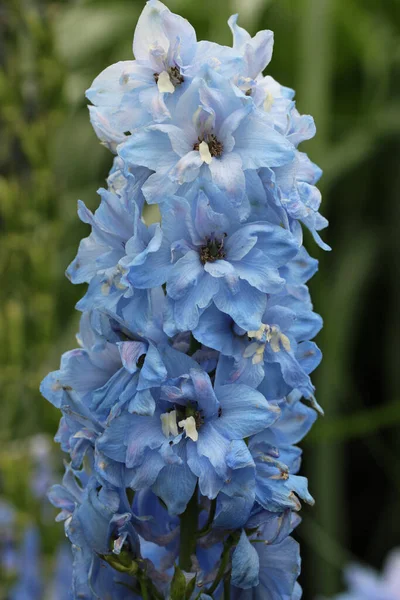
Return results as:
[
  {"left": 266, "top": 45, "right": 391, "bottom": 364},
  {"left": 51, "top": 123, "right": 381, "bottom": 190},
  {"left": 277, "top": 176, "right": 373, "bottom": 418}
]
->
[
  {"left": 185, "top": 574, "right": 197, "bottom": 600},
  {"left": 170, "top": 565, "right": 187, "bottom": 600}
]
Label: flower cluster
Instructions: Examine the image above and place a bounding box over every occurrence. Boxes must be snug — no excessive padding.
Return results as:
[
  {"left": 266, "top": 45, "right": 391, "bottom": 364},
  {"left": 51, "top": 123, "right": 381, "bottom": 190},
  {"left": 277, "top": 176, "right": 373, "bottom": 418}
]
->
[
  {"left": 42, "top": 2, "right": 328, "bottom": 598},
  {"left": 331, "top": 550, "right": 400, "bottom": 600}
]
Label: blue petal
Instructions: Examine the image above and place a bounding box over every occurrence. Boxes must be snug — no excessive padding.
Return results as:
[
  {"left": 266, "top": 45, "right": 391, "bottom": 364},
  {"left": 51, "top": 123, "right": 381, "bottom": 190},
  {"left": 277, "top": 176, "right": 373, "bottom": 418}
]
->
[
  {"left": 167, "top": 251, "right": 204, "bottom": 299},
  {"left": 208, "top": 152, "right": 245, "bottom": 204},
  {"left": 197, "top": 423, "right": 231, "bottom": 479},
  {"left": 231, "top": 536, "right": 301, "bottom": 599},
  {"left": 133, "top": 0, "right": 196, "bottom": 66},
  {"left": 186, "top": 443, "right": 223, "bottom": 499},
  {"left": 232, "top": 248, "right": 284, "bottom": 293},
  {"left": 234, "top": 112, "right": 295, "bottom": 170},
  {"left": 138, "top": 343, "right": 168, "bottom": 389},
  {"left": 214, "top": 279, "right": 267, "bottom": 330},
  {"left": 214, "top": 384, "right": 280, "bottom": 439},
  {"left": 119, "top": 126, "right": 177, "bottom": 171},
  {"left": 232, "top": 531, "right": 259, "bottom": 589},
  {"left": 152, "top": 458, "right": 197, "bottom": 515},
  {"left": 170, "top": 272, "right": 219, "bottom": 331},
  {"left": 190, "top": 369, "right": 219, "bottom": 418}
]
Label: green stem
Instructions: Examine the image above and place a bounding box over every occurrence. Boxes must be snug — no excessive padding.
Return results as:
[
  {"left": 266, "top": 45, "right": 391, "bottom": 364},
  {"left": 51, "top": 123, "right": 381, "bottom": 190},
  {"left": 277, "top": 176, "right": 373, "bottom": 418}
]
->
[
  {"left": 139, "top": 575, "right": 149, "bottom": 600},
  {"left": 206, "top": 537, "right": 233, "bottom": 595},
  {"left": 179, "top": 486, "right": 198, "bottom": 571},
  {"left": 197, "top": 498, "right": 217, "bottom": 538},
  {"left": 224, "top": 571, "right": 231, "bottom": 599}
]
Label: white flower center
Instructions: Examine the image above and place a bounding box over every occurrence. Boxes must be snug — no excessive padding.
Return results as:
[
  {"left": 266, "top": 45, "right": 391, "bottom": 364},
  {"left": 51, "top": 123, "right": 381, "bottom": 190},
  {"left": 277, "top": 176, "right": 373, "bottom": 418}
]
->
[
  {"left": 160, "top": 410, "right": 179, "bottom": 438},
  {"left": 160, "top": 412, "right": 199, "bottom": 442},
  {"left": 244, "top": 324, "right": 291, "bottom": 364},
  {"left": 178, "top": 416, "right": 199, "bottom": 442},
  {"left": 198, "top": 141, "right": 213, "bottom": 164},
  {"left": 157, "top": 70, "right": 175, "bottom": 94}
]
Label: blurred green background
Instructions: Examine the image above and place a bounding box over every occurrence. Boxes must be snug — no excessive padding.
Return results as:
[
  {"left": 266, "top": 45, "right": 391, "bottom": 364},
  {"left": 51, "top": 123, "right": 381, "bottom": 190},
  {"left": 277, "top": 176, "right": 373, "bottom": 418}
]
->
[{"left": 1, "top": 0, "right": 399, "bottom": 597}]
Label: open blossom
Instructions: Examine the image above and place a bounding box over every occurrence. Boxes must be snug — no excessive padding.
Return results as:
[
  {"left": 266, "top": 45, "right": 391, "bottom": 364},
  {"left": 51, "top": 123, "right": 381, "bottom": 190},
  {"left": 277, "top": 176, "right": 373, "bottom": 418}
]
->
[
  {"left": 42, "top": 2, "right": 328, "bottom": 598},
  {"left": 123, "top": 188, "right": 299, "bottom": 331}
]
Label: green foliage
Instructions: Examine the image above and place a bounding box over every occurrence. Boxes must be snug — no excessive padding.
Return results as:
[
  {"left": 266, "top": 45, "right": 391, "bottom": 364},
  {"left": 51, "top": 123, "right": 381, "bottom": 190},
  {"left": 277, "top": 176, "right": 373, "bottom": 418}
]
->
[
  {"left": 0, "top": 0, "right": 399, "bottom": 596},
  {"left": 170, "top": 565, "right": 188, "bottom": 600}
]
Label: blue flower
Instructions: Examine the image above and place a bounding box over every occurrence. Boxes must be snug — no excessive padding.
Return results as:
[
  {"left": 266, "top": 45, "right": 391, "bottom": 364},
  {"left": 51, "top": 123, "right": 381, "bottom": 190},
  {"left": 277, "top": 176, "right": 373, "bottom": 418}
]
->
[
  {"left": 195, "top": 284, "right": 322, "bottom": 401},
  {"left": 97, "top": 348, "right": 279, "bottom": 514},
  {"left": 333, "top": 550, "right": 400, "bottom": 600},
  {"left": 86, "top": 0, "right": 198, "bottom": 148},
  {"left": 231, "top": 534, "right": 301, "bottom": 599},
  {"left": 249, "top": 440, "right": 314, "bottom": 513},
  {"left": 228, "top": 14, "right": 274, "bottom": 81},
  {"left": 40, "top": 310, "right": 169, "bottom": 480},
  {"left": 123, "top": 190, "right": 299, "bottom": 332},
  {"left": 66, "top": 172, "right": 167, "bottom": 332},
  {"left": 272, "top": 152, "right": 331, "bottom": 250},
  {"left": 119, "top": 67, "right": 295, "bottom": 204},
  {"left": 9, "top": 528, "right": 42, "bottom": 600}
]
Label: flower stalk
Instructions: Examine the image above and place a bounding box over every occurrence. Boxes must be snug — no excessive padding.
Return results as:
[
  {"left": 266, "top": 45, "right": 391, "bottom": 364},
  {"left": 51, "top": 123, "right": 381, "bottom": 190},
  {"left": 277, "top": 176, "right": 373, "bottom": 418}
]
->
[{"left": 41, "top": 1, "right": 328, "bottom": 598}]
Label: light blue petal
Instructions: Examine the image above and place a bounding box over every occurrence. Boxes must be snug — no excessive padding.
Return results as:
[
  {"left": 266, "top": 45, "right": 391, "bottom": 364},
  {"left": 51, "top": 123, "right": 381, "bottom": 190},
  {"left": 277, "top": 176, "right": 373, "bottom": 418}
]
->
[
  {"left": 170, "top": 150, "right": 203, "bottom": 185},
  {"left": 186, "top": 443, "right": 223, "bottom": 499},
  {"left": 152, "top": 459, "right": 197, "bottom": 515},
  {"left": 228, "top": 15, "right": 274, "bottom": 78},
  {"left": 296, "top": 341, "right": 322, "bottom": 374},
  {"left": 234, "top": 112, "right": 295, "bottom": 169},
  {"left": 119, "top": 126, "right": 177, "bottom": 171},
  {"left": 214, "top": 384, "right": 280, "bottom": 439},
  {"left": 117, "top": 341, "right": 147, "bottom": 374},
  {"left": 133, "top": 1, "right": 171, "bottom": 63},
  {"left": 128, "top": 389, "right": 155, "bottom": 416},
  {"left": 142, "top": 169, "right": 180, "bottom": 204},
  {"left": 232, "top": 248, "right": 284, "bottom": 293},
  {"left": 170, "top": 272, "right": 219, "bottom": 331},
  {"left": 232, "top": 530, "right": 259, "bottom": 589},
  {"left": 208, "top": 151, "right": 245, "bottom": 204},
  {"left": 214, "top": 279, "right": 267, "bottom": 330},
  {"left": 197, "top": 423, "right": 231, "bottom": 479},
  {"left": 189, "top": 368, "right": 219, "bottom": 418},
  {"left": 193, "top": 189, "right": 231, "bottom": 241},
  {"left": 167, "top": 250, "right": 204, "bottom": 300}
]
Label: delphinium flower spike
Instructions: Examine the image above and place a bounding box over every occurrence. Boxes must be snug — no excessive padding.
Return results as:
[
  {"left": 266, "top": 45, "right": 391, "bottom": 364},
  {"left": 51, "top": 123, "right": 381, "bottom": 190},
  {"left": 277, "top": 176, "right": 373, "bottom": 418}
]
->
[{"left": 42, "top": 1, "right": 329, "bottom": 597}]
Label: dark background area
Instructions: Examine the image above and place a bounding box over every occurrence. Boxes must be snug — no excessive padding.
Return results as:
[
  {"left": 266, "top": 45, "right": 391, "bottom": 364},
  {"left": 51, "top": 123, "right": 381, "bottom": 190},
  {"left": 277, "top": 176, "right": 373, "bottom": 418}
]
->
[{"left": 1, "top": 0, "right": 399, "bottom": 597}]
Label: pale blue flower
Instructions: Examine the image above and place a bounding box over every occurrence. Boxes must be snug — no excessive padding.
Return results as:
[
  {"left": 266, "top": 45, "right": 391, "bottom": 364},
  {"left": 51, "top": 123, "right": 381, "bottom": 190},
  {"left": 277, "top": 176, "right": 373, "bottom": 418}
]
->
[
  {"left": 119, "top": 67, "right": 295, "bottom": 204},
  {"left": 124, "top": 189, "right": 299, "bottom": 332},
  {"left": 333, "top": 550, "right": 400, "bottom": 600}
]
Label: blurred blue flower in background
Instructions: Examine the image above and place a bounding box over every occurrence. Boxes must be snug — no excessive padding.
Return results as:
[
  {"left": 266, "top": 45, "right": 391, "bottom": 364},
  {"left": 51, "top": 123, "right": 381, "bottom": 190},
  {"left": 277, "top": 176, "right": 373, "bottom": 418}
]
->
[{"left": 330, "top": 550, "right": 400, "bottom": 600}]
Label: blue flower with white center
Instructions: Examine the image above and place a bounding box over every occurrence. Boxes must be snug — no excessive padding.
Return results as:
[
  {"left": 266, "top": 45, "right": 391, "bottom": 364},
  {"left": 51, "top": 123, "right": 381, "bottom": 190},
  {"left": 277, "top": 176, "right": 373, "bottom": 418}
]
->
[
  {"left": 249, "top": 439, "right": 314, "bottom": 513},
  {"left": 123, "top": 190, "right": 299, "bottom": 332},
  {"left": 40, "top": 311, "right": 169, "bottom": 478},
  {"left": 50, "top": 471, "right": 143, "bottom": 599},
  {"left": 86, "top": 0, "right": 198, "bottom": 148},
  {"left": 66, "top": 172, "right": 167, "bottom": 332},
  {"left": 97, "top": 348, "right": 279, "bottom": 515},
  {"left": 118, "top": 67, "right": 295, "bottom": 204},
  {"left": 195, "top": 284, "right": 322, "bottom": 401}
]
